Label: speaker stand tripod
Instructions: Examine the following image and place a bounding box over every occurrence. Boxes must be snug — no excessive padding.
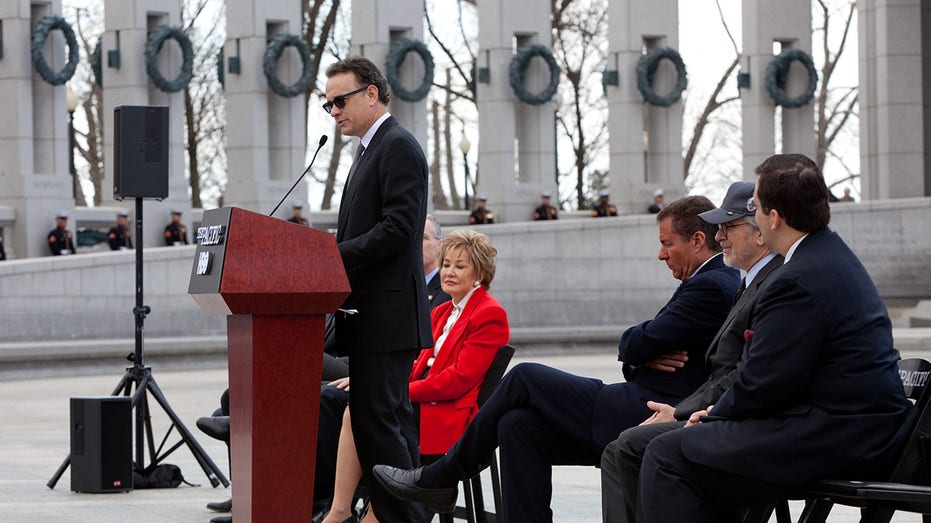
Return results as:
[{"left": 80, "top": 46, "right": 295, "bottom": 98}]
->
[{"left": 48, "top": 197, "right": 230, "bottom": 489}]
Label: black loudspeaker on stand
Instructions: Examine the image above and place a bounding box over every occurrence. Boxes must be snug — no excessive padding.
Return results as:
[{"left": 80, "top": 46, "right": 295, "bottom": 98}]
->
[{"left": 47, "top": 106, "right": 229, "bottom": 491}]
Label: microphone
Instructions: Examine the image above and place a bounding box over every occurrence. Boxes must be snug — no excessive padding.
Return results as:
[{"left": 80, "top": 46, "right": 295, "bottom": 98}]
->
[{"left": 269, "top": 135, "right": 329, "bottom": 217}]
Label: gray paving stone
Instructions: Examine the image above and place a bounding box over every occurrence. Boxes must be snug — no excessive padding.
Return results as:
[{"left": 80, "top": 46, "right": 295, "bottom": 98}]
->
[{"left": 0, "top": 352, "right": 924, "bottom": 522}]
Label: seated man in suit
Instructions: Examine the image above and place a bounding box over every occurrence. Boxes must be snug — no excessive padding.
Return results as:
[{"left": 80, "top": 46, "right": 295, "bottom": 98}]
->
[
  {"left": 637, "top": 154, "right": 913, "bottom": 522},
  {"left": 599, "top": 181, "right": 783, "bottom": 522},
  {"left": 373, "top": 196, "right": 740, "bottom": 522}
]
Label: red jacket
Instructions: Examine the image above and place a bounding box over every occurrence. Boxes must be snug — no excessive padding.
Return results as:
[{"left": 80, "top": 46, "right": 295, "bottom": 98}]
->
[{"left": 409, "top": 286, "right": 509, "bottom": 455}]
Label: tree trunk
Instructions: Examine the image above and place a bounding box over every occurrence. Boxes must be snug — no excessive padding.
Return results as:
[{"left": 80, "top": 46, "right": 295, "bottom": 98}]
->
[
  {"left": 321, "top": 122, "right": 345, "bottom": 210},
  {"left": 184, "top": 87, "right": 203, "bottom": 209},
  {"left": 683, "top": 56, "right": 739, "bottom": 179},
  {"left": 443, "top": 72, "right": 461, "bottom": 208},
  {"left": 430, "top": 100, "right": 450, "bottom": 209}
]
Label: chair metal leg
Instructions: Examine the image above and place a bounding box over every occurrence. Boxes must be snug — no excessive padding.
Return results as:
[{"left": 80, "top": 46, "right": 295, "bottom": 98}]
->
[
  {"left": 797, "top": 498, "right": 834, "bottom": 523},
  {"left": 859, "top": 506, "right": 895, "bottom": 523},
  {"left": 489, "top": 452, "right": 502, "bottom": 518},
  {"left": 775, "top": 499, "right": 792, "bottom": 523},
  {"left": 462, "top": 478, "right": 477, "bottom": 523},
  {"left": 741, "top": 503, "right": 776, "bottom": 523}
]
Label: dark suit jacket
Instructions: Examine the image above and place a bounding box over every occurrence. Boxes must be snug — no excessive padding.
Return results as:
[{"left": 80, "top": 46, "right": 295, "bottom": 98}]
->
[
  {"left": 426, "top": 270, "right": 451, "bottom": 308},
  {"left": 682, "top": 227, "right": 912, "bottom": 485},
  {"left": 334, "top": 116, "right": 432, "bottom": 355},
  {"left": 409, "top": 287, "right": 509, "bottom": 454},
  {"left": 672, "top": 254, "right": 784, "bottom": 419},
  {"left": 618, "top": 253, "right": 741, "bottom": 400}
]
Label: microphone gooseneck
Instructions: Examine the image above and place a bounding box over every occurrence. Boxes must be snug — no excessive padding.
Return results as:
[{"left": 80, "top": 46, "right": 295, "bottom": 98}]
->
[{"left": 269, "top": 135, "right": 329, "bottom": 217}]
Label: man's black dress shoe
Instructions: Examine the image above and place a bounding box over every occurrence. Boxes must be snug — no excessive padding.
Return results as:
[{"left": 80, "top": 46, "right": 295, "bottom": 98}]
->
[
  {"left": 209, "top": 516, "right": 231, "bottom": 523},
  {"left": 372, "top": 465, "right": 457, "bottom": 513},
  {"left": 206, "top": 497, "right": 232, "bottom": 512},
  {"left": 197, "top": 416, "right": 230, "bottom": 443}
]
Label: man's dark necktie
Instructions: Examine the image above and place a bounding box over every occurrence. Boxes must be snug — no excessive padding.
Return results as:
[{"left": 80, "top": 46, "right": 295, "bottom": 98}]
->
[
  {"left": 345, "top": 144, "right": 365, "bottom": 188},
  {"left": 734, "top": 278, "right": 747, "bottom": 302}
]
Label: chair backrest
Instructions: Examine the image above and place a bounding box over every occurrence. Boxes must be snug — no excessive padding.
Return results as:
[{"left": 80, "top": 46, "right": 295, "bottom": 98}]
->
[
  {"left": 887, "top": 357, "right": 931, "bottom": 484},
  {"left": 899, "top": 357, "right": 931, "bottom": 402},
  {"left": 476, "top": 345, "right": 516, "bottom": 408}
]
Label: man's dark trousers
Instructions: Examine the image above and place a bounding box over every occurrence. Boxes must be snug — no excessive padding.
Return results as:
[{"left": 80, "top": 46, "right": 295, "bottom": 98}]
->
[
  {"left": 637, "top": 427, "right": 798, "bottom": 523},
  {"left": 436, "top": 362, "right": 682, "bottom": 522},
  {"left": 350, "top": 349, "right": 425, "bottom": 522}
]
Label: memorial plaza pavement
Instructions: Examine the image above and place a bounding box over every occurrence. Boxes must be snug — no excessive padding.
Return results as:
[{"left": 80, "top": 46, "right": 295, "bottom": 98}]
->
[{"left": 1, "top": 342, "right": 930, "bottom": 522}]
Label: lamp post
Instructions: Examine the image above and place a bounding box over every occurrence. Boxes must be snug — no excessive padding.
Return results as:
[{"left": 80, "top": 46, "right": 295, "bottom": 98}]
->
[
  {"left": 65, "top": 85, "right": 80, "bottom": 201},
  {"left": 459, "top": 135, "right": 472, "bottom": 210}
]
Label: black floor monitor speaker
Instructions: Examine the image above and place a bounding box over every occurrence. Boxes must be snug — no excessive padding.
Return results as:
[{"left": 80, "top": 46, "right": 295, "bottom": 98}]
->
[
  {"left": 113, "top": 105, "right": 169, "bottom": 200},
  {"left": 70, "top": 396, "right": 133, "bottom": 493}
]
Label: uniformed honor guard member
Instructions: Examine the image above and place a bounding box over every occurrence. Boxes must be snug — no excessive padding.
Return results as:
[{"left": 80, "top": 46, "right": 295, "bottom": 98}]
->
[
  {"left": 164, "top": 208, "right": 189, "bottom": 246},
  {"left": 593, "top": 189, "right": 619, "bottom": 217},
  {"left": 48, "top": 211, "right": 76, "bottom": 256},
  {"left": 107, "top": 210, "right": 133, "bottom": 251},
  {"left": 533, "top": 191, "right": 559, "bottom": 221},
  {"left": 469, "top": 194, "right": 495, "bottom": 224},
  {"left": 288, "top": 202, "right": 310, "bottom": 226}
]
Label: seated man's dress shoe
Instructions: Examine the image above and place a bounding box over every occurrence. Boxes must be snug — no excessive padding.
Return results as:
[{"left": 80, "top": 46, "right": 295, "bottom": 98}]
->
[
  {"left": 206, "top": 497, "right": 232, "bottom": 512},
  {"left": 372, "top": 465, "right": 457, "bottom": 513},
  {"left": 209, "top": 516, "right": 231, "bottom": 523},
  {"left": 197, "top": 416, "right": 230, "bottom": 443}
]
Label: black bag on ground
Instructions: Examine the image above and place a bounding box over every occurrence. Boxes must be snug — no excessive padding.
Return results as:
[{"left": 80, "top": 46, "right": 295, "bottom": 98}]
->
[{"left": 132, "top": 464, "right": 194, "bottom": 489}]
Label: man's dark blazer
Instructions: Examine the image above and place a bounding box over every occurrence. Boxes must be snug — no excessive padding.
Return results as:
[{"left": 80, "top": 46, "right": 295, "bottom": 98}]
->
[
  {"left": 672, "top": 254, "right": 783, "bottom": 418},
  {"left": 617, "top": 253, "right": 741, "bottom": 400},
  {"left": 592, "top": 254, "right": 740, "bottom": 446},
  {"left": 334, "top": 116, "right": 433, "bottom": 356},
  {"left": 426, "top": 270, "right": 450, "bottom": 308},
  {"left": 680, "top": 227, "right": 912, "bottom": 485}
]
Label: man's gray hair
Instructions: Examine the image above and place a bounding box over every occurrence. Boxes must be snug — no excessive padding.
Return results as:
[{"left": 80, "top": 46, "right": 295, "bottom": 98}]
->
[{"left": 426, "top": 214, "right": 441, "bottom": 239}]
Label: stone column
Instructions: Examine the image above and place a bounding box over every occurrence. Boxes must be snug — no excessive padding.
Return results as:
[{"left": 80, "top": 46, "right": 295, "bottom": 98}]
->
[
  {"left": 351, "top": 0, "right": 428, "bottom": 155},
  {"left": 101, "top": 0, "right": 190, "bottom": 247},
  {"left": 223, "top": 0, "right": 306, "bottom": 219},
  {"left": 741, "top": 0, "right": 815, "bottom": 178},
  {"left": 607, "top": 0, "right": 685, "bottom": 215},
  {"left": 858, "top": 0, "right": 927, "bottom": 199},
  {"left": 475, "top": 0, "right": 556, "bottom": 223},
  {"left": 0, "top": 0, "right": 74, "bottom": 258}
]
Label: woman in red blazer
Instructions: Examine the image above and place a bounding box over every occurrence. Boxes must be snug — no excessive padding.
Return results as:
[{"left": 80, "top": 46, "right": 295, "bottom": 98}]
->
[{"left": 320, "top": 229, "right": 510, "bottom": 523}]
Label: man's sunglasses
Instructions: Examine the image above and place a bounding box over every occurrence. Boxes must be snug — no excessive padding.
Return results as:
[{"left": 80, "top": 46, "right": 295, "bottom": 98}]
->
[{"left": 322, "top": 86, "right": 368, "bottom": 114}]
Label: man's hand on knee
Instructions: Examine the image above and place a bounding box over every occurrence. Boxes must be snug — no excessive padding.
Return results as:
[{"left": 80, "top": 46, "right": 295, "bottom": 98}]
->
[{"left": 639, "top": 401, "right": 676, "bottom": 425}]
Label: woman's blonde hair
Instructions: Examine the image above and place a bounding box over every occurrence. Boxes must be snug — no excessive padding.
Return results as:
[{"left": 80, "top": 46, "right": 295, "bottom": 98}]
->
[{"left": 438, "top": 229, "right": 497, "bottom": 289}]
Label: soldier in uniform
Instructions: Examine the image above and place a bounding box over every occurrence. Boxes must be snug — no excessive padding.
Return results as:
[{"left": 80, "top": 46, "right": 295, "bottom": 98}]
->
[
  {"left": 469, "top": 194, "right": 494, "bottom": 224},
  {"left": 533, "top": 191, "right": 559, "bottom": 221},
  {"left": 48, "top": 211, "right": 76, "bottom": 256},
  {"left": 0, "top": 232, "right": 6, "bottom": 260},
  {"left": 592, "top": 189, "right": 619, "bottom": 217},
  {"left": 288, "top": 202, "right": 310, "bottom": 226},
  {"left": 107, "top": 210, "right": 133, "bottom": 251},
  {"left": 648, "top": 189, "right": 665, "bottom": 214},
  {"left": 164, "top": 208, "right": 188, "bottom": 245}
]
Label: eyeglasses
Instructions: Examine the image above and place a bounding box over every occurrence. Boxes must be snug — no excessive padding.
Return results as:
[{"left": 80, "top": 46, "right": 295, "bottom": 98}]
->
[
  {"left": 322, "top": 86, "right": 368, "bottom": 114},
  {"left": 746, "top": 197, "right": 758, "bottom": 213},
  {"left": 718, "top": 221, "right": 751, "bottom": 235}
]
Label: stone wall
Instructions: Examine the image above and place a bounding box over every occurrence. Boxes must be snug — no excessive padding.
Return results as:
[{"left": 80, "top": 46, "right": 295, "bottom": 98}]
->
[
  {"left": 0, "top": 245, "right": 222, "bottom": 342},
  {"left": 1, "top": 198, "right": 929, "bottom": 344}
]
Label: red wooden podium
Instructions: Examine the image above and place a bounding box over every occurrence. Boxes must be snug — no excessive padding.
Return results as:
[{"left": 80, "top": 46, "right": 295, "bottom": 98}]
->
[{"left": 188, "top": 207, "right": 349, "bottom": 522}]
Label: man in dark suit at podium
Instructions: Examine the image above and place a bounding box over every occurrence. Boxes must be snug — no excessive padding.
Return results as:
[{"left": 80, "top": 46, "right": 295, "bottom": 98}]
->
[{"left": 325, "top": 55, "right": 433, "bottom": 522}]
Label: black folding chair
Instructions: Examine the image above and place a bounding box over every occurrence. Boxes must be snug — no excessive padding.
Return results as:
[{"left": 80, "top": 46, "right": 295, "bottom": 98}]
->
[
  {"left": 742, "top": 356, "right": 931, "bottom": 523},
  {"left": 796, "top": 357, "right": 931, "bottom": 523}
]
